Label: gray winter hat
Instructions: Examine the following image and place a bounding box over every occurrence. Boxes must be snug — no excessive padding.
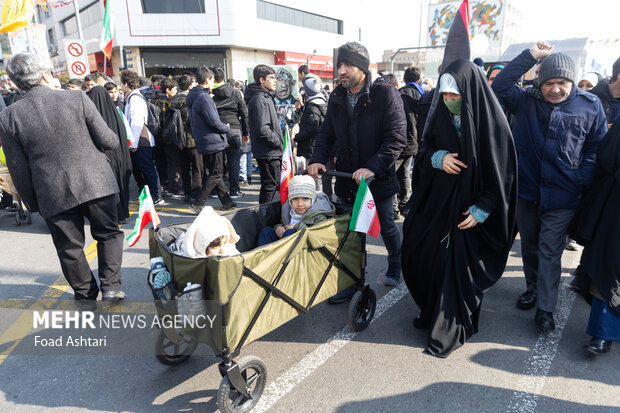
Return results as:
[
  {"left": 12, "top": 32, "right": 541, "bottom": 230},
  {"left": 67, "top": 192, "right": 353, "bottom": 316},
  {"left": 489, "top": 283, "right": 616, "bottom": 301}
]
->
[
  {"left": 538, "top": 53, "right": 575, "bottom": 84},
  {"left": 303, "top": 75, "right": 323, "bottom": 98}
]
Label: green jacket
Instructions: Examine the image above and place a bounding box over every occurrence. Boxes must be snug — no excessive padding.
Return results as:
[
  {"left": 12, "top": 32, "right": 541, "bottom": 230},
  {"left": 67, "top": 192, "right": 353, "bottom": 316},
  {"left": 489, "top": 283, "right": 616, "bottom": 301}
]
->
[{"left": 276, "top": 192, "right": 336, "bottom": 231}]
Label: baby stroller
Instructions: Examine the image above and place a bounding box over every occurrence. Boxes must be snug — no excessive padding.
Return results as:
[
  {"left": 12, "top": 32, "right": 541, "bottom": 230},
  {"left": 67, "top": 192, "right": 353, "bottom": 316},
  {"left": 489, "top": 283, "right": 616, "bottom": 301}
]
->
[{"left": 148, "top": 172, "right": 377, "bottom": 412}]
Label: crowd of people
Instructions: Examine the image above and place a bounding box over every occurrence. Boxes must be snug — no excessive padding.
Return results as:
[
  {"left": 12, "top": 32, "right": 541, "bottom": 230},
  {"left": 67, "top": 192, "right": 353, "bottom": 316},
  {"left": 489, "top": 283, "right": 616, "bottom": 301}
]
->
[{"left": 0, "top": 40, "right": 618, "bottom": 359}]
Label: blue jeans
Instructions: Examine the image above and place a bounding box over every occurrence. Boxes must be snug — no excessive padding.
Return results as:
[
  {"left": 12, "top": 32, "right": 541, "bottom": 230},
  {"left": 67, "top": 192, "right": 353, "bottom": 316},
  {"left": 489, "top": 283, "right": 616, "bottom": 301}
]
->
[
  {"left": 257, "top": 227, "right": 296, "bottom": 247},
  {"left": 240, "top": 151, "right": 253, "bottom": 181},
  {"left": 226, "top": 130, "right": 242, "bottom": 194},
  {"left": 134, "top": 146, "right": 161, "bottom": 200}
]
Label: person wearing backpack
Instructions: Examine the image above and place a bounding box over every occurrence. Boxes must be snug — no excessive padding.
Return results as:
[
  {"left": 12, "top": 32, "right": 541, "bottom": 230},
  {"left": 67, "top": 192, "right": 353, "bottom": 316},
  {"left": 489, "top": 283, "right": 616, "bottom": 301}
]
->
[
  {"left": 295, "top": 74, "right": 327, "bottom": 161},
  {"left": 170, "top": 74, "right": 203, "bottom": 203},
  {"left": 157, "top": 77, "right": 185, "bottom": 199},
  {"left": 121, "top": 70, "right": 163, "bottom": 203}
]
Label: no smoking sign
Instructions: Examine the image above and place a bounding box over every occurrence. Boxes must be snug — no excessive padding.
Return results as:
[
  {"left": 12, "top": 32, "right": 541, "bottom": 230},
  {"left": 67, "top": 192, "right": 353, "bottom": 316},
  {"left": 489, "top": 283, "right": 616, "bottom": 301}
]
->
[{"left": 63, "top": 39, "right": 90, "bottom": 79}]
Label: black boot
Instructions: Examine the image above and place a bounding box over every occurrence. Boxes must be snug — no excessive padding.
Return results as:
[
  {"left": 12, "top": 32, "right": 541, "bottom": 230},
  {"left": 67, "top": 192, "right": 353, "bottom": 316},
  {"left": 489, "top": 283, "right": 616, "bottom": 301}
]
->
[{"left": 583, "top": 338, "right": 612, "bottom": 355}]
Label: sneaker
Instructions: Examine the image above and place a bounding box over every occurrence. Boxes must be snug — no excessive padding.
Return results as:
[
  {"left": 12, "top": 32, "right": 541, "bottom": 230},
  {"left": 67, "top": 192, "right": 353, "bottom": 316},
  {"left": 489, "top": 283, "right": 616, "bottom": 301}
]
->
[
  {"left": 209, "top": 193, "right": 218, "bottom": 199},
  {"left": 327, "top": 286, "right": 356, "bottom": 304},
  {"left": 102, "top": 290, "right": 126, "bottom": 301},
  {"left": 154, "top": 198, "right": 166, "bottom": 206},
  {"left": 230, "top": 191, "right": 245, "bottom": 199},
  {"left": 565, "top": 238, "right": 579, "bottom": 251},
  {"left": 377, "top": 273, "right": 399, "bottom": 287},
  {"left": 168, "top": 190, "right": 184, "bottom": 200}
]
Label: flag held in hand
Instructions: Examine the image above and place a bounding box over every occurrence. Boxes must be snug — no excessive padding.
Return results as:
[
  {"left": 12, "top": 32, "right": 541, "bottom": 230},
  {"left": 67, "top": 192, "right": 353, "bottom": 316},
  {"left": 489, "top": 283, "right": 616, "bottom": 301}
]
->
[{"left": 349, "top": 177, "right": 381, "bottom": 238}]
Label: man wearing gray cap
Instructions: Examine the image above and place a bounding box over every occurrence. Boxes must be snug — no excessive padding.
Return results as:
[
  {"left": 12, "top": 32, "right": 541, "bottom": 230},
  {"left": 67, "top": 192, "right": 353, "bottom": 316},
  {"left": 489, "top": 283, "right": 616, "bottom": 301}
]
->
[{"left": 492, "top": 41, "right": 608, "bottom": 332}]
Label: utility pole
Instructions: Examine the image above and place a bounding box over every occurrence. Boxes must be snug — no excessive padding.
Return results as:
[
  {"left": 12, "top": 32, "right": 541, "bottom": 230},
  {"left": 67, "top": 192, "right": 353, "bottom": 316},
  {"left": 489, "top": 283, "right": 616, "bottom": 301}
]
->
[{"left": 74, "top": 0, "right": 85, "bottom": 41}]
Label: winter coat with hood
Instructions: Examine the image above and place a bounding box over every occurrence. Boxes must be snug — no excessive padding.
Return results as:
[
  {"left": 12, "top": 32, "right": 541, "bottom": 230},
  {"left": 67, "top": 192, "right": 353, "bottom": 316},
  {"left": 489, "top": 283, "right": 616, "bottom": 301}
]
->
[
  {"left": 186, "top": 85, "right": 230, "bottom": 155},
  {"left": 492, "top": 49, "right": 608, "bottom": 210},
  {"left": 310, "top": 74, "right": 407, "bottom": 203},
  {"left": 212, "top": 82, "right": 250, "bottom": 136},
  {"left": 245, "top": 82, "right": 283, "bottom": 160},
  {"left": 398, "top": 83, "right": 422, "bottom": 158},
  {"left": 276, "top": 192, "right": 336, "bottom": 230},
  {"left": 294, "top": 94, "right": 327, "bottom": 159}
]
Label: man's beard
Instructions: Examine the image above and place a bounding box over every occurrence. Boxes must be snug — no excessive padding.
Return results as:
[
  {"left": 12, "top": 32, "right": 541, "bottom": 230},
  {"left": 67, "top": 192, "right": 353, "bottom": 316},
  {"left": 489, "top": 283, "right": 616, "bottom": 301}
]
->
[{"left": 340, "top": 74, "right": 361, "bottom": 90}]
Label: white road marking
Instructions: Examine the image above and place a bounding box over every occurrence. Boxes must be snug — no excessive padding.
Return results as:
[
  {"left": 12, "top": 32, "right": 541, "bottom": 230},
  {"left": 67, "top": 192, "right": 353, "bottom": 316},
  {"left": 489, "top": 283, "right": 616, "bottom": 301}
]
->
[
  {"left": 253, "top": 284, "right": 409, "bottom": 413},
  {"left": 505, "top": 253, "right": 580, "bottom": 413}
]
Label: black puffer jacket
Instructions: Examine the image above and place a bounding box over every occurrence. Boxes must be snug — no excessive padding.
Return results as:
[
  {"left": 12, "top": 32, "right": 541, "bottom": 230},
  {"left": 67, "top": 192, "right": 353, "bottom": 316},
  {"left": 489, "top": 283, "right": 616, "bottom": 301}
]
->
[
  {"left": 310, "top": 75, "right": 407, "bottom": 202},
  {"left": 212, "top": 83, "right": 249, "bottom": 136},
  {"left": 245, "top": 83, "right": 283, "bottom": 160},
  {"left": 399, "top": 84, "right": 422, "bottom": 158},
  {"left": 294, "top": 96, "right": 327, "bottom": 159}
]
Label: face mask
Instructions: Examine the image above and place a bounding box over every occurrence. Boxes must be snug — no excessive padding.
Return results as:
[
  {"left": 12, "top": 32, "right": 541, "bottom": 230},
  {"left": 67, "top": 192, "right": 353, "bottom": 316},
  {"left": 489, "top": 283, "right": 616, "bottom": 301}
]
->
[{"left": 443, "top": 98, "right": 462, "bottom": 116}]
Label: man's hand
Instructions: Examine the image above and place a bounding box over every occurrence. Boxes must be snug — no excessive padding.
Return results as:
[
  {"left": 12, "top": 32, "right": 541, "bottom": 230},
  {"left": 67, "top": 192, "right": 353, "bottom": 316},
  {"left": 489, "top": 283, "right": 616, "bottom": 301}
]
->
[
  {"left": 457, "top": 210, "right": 479, "bottom": 230},
  {"left": 530, "top": 41, "right": 554, "bottom": 60},
  {"left": 242, "top": 135, "right": 249, "bottom": 144},
  {"left": 307, "top": 163, "right": 326, "bottom": 178},
  {"left": 275, "top": 226, "right": 286, "bottom": 238},
  {"left": 130, "top": 148, "right": 137, "bottom": 152},
  {"left": 442, "top": 153, "right": 467, "bottom": 175},
  {"left": 352, "top": 168, "right": 375, "bottom": 184}
]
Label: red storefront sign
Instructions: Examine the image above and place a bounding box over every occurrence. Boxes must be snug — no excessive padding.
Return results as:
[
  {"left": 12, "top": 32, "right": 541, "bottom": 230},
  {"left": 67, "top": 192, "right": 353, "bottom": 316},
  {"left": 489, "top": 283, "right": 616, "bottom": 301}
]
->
[{"left": 275, "top": 51, "right": 333, "bottom": 79}]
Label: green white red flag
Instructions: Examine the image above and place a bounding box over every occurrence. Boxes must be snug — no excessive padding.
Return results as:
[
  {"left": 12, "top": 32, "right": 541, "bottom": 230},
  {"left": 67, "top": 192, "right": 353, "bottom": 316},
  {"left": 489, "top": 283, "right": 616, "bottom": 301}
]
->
[
  {"left": 349, "top": 177, "right": 381, "bottom": 238},
  {"left": 280, "top": 125, "right": 294, "bottom": 205},
  {"left": 99, "top": 0, "right": 113, "bottom": 60},
  {"left": 126, "top": 186, "right": 160, "bottom": 247}
]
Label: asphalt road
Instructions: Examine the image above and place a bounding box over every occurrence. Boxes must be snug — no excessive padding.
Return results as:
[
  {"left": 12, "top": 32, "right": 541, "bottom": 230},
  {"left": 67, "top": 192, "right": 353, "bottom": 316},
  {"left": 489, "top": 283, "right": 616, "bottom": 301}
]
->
[{"left": 0, "top": 180, "right": 618, "bottom": 413}]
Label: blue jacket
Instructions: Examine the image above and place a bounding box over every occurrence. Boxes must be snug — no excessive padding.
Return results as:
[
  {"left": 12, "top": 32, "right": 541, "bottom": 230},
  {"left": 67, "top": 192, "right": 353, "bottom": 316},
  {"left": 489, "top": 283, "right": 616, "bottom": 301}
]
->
[
  {"left": 186, "top": 85, "right": 230, "bottom": 155},
  {"left": 492, "top": 49, "right": 607, "bottom": 210}
]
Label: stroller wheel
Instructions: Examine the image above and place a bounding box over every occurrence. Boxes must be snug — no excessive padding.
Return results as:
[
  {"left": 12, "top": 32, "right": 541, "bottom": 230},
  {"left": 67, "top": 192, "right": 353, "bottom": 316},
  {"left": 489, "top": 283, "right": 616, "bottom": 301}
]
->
[
  {"left": 347, "top": 288, "right": 377, "bottom": 332},
  {"left": 154, "top": 329, "right": 198, "bottom": 365},
  {"left": 217, "top": 356, "right": 267, "bottom": 413}
]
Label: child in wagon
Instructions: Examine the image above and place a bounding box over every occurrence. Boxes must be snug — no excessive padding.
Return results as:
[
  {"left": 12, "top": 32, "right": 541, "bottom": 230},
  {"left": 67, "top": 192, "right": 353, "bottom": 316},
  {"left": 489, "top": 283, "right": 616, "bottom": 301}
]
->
[{"left": 257, "top": 175, "right": 335, "bottom": 247}]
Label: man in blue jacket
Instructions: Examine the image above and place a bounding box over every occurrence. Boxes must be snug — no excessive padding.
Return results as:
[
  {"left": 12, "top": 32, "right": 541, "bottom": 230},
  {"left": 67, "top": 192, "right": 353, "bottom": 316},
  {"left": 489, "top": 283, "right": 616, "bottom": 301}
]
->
[
  {"left": 308, "top": 42, "right": 406, "bottom": 298},
  {"left": 187, "top": 66, "right": 235, "bottom": 213},
  {"left": 492, "top": 41, "right": 607, "bottom": 332}
]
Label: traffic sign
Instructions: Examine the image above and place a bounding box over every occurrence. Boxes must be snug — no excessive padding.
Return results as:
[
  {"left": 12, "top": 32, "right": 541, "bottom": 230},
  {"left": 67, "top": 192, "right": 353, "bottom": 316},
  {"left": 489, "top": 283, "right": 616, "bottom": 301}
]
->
[{"left": 63, "top": 39, "right": 90, "bottom": 79}]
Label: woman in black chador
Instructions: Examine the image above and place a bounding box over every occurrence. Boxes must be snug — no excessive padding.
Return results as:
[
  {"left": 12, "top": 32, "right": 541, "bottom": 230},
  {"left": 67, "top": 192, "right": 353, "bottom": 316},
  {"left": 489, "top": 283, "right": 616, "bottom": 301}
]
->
[
  {"left": 401, "top": 59, "right": 517, "bottom": 358},
  {"left": 88, "top": 86, "right": 132, "bottom": 223}
]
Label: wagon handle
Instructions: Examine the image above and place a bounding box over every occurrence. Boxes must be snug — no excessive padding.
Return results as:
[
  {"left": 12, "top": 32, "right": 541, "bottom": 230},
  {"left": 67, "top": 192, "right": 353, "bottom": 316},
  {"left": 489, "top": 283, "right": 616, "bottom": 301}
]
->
[{"left": 298, "top": 169, "right": 375, "bottom": 184}]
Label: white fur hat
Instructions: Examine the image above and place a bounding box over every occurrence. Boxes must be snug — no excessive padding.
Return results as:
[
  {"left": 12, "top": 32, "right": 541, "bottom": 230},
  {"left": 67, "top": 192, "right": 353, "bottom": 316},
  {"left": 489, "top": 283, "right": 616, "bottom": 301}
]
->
[{"left": 183, "top": 207, "right": 239, "bottom": 258}]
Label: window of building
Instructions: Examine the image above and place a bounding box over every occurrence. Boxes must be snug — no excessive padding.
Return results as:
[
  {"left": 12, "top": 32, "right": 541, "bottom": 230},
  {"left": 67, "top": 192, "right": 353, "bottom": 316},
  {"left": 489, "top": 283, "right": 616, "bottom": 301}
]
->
[
  {"left": 47, "top": 28, "right": 58, "bottom": 55},
  {"left": 256, "top": 0, "right": 342, "bottom": 35},
  {"left": 60, "top": 1, "right": 99, "bottom": 36},
  {"left": 141, "top": 0, "right": 205, "bottom": 13}
]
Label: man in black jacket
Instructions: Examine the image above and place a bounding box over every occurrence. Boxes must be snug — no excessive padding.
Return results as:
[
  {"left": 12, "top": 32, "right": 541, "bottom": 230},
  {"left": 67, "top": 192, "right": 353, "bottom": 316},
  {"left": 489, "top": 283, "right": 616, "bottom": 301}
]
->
[
  {"left": 589, "top": 57, "right": 620, "bottom": 126},
  {"left": 246, "top": 64, "right": 283, "bottom": 204},
  {"left": 187, "top": 67, "right": 235, "bottom": 213},
  {"left": 394, "top": 67, "right": 423, "bottom": 219},
  {"left": 308, "top": 42, "right": 407, "bottom": 295},
  {"left": 212, "top": 67, "right": 250, "bottom": 199},
  {"left": 295, "top": 75, "right": 327, "bottom": 160}
]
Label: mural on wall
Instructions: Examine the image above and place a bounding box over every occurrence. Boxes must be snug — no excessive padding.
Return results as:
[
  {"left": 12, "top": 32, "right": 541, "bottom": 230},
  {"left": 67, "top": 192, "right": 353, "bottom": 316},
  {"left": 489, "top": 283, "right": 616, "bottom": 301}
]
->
[
  {"left": 248, "top": 65, "right": 300, "bottom": 127},
  {"left": 428, "top": 0, "right": 506, "bottom": 58}
]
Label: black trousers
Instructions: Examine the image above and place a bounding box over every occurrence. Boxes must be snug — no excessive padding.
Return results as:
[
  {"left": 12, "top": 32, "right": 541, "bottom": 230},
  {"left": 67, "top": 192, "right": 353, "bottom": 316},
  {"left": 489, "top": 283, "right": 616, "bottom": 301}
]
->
[
  {"left": 45, "top": 194, "right": 124, "bottom": 300},
  {"left": 181, "top": 147, "right": 203, "bottom": 199},
  {"left": 195, "top": 150, "right": 233, "bottom": 207},
  {"left": 257, "top": 158, "right": 281, "bottom": 204}
]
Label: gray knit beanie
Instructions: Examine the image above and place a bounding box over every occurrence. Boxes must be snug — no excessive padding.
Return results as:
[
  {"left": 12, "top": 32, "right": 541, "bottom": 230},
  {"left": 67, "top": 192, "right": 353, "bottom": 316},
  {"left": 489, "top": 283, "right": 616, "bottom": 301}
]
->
[{"left": 538, "top": 53, "right": 575, "bottom": 85}]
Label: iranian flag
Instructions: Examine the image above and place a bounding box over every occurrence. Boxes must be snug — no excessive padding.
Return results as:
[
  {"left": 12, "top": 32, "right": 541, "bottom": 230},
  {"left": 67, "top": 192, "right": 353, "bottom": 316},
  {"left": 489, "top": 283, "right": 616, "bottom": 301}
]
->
[
  {"left": 99, "top": 0, "right": 114, "bottom": 60},
  {"left": 279, "top": 125, "right": 294, "bottom": 205},
  {"left": 126, "top": 186, "right": 160, "bottom": 247},
  {"left": 349, "top": 177, "right": 381, "bottom": 238}
]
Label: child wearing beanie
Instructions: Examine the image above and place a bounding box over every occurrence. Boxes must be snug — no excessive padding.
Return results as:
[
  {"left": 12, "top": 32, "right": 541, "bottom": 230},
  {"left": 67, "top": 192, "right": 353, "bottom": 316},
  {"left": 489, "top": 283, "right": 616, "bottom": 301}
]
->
[{"left": 257, "top": 175, "right": 335, "bottom": 247}]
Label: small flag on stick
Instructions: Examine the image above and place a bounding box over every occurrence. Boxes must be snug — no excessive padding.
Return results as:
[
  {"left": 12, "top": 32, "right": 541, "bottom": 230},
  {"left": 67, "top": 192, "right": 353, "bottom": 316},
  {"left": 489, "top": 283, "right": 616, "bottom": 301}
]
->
[
  {"left": 349, "top": 177, "right": 381, "bottom": 238},
  {"left": 126, "top": 186, "right": 160, "bottom": 247},
  {"left": 279, "top": 125, "right": 294, "bottom": 205}
]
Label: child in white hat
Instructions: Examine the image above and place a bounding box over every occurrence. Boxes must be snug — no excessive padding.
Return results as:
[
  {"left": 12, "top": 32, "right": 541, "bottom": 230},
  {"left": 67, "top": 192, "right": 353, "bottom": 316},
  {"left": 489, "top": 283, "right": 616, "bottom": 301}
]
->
[
  {"left": 175, "top": 206, "right": 240, "bottom": 258},
  {"left": 257, "top": 175, "right": 335, "bottom": 247}
]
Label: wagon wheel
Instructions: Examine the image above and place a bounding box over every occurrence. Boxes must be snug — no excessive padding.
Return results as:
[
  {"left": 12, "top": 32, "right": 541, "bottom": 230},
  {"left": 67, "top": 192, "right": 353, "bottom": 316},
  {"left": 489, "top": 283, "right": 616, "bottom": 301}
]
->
[
  {"left": 347, "top": 288, "right": 376, "bottom": 332},
  {"left": 217, "top": 356, "right": 267, "bottom": 413},
  {"left": 154, "top": 329, "right": 198, "bottom": 365}
]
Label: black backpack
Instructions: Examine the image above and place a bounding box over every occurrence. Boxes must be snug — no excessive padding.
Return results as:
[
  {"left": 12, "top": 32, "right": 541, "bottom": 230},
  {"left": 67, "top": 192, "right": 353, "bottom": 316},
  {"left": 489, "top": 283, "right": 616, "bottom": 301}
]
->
[
  {"left": 160, "top": 106, "right": 185, "bottom": 150},
  {"left": 128, "top": 92, "right": 161, "bottom": 136}
]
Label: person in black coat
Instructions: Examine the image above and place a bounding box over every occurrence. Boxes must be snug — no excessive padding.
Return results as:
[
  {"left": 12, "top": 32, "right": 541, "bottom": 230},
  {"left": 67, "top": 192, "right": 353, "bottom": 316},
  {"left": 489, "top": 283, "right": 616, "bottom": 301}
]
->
[
  {"left": 245, "top": 64, "right": 283, "bottom": 204},
  {"left": 401, "top": 60, "right": 517, "bottom": 357},
  {"left": 186, "top": 67, "right": 234, "bottom": 212},
  {"left": 394, "top": 67, "right": 424, "bottom": 219},
  {"left": 308, "top": 42, "right": 407, "bottom": 293},
  {"left": 0, "top": 53, "right": 125, "bottom": 305},
  {"left": 294, "top": 75, "right": 327, "bottom": 160},
  {"left": 570, "top": 118, "right": 620, "bottom": 355}
]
